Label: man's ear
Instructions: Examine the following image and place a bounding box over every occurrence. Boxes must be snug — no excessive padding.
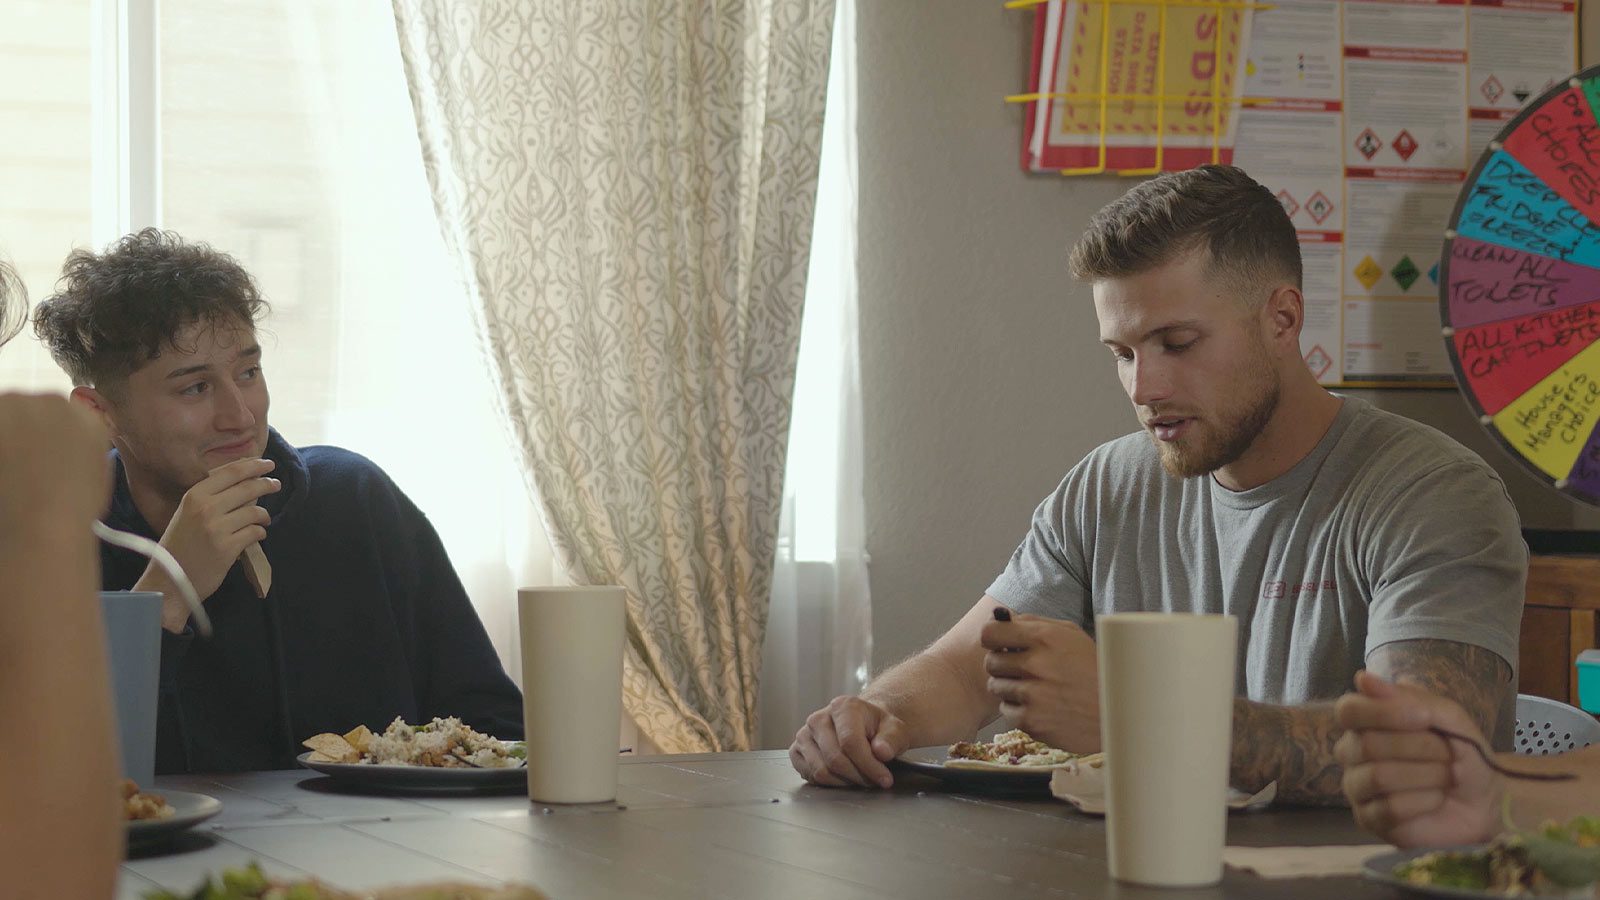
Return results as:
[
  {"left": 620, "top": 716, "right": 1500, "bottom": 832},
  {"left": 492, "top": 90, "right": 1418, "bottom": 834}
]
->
[
  {"left": 70, "top": 385, "right": 116, "bottom": 431},
  {"left": 1262, "top": 284, "right": 1305, "bottom": 349}
]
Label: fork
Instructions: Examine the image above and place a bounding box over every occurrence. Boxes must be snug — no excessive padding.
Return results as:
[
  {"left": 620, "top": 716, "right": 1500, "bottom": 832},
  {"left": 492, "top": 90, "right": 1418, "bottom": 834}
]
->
[{"left": 1429, "top": 726, "right": 1578, "bottom": 782}]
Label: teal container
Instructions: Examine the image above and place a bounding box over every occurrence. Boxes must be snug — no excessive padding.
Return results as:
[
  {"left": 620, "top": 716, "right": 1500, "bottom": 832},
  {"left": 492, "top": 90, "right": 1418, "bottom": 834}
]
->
[{"left": 1579, "top": 649, "right": 1600, "bottom": 715}]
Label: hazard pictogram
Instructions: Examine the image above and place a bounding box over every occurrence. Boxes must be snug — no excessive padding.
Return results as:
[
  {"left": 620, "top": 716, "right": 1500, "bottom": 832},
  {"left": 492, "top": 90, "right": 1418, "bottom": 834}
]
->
[
  {"left": 1276, "top": 190, "right": 1299, "bottom": 218},
  {"left": 1428, "top": 262, "right": 1439, "bottom": 286},
  {"left": 1306, "top": 191, "right": 1334, "bottom": 225},
  {"left": 1514, "top": 84, "right": 1531, "bottom": 103},
  {"left": 1391, "top": 255, "right": 1420, "bottom": 291},
  {"left": 1481, "top": 75, "right": 1504, "bottom": 104},
  {"left": 1355, "top": 128, "right": 1381, "bottom": 160},
  {"left": 1354, "top": 255, "right": 1383, "bottom": 291},
  {"left": 1304, "top": 345, "right": 1333, "bottom": 380},
  {"left": 1393, "top": 130, "right": 1418, "bottom": 162}
]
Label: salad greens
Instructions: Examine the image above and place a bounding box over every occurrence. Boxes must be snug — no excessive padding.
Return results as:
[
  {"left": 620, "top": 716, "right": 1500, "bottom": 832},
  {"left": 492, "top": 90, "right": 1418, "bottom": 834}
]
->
[
  {"left": 1395, "top": 815, "right": 1600, "bottom": 894},
  {"left": 1522, "top": 815, "right": 1600, "bottom": 888},
  {"left": 141, "top": 863, "right": 337, "bottom": 900}
]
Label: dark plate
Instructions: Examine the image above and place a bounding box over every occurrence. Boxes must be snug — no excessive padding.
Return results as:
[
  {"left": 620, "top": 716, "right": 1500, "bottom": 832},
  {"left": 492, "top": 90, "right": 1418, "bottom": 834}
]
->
[
  {"left": 126, "top": 789, "right": 222, "bottom": 848},
  {"left": 890, "top": 745, "right": 1072, "bottom": 793},
  {"left": 295, "top": 752, "right": 526, "bottom": 790}
]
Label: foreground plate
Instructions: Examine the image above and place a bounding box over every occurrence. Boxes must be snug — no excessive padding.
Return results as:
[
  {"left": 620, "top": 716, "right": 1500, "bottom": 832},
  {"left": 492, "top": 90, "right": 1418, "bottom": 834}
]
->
[
  {"left": 296, "top": 752, "right": 526, "bottom": 789},
  {"left": 1360, "top": 846, "right": 1556, "bottom": 899},
  {"left": 126, "top": 789, "right": 222, "bottom": 848}
]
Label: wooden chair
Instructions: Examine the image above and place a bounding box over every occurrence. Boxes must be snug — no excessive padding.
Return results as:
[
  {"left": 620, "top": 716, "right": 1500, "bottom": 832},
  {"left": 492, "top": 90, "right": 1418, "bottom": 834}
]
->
[{"left": 1520, "top": 553, "right": 1600, "bottom": 709}]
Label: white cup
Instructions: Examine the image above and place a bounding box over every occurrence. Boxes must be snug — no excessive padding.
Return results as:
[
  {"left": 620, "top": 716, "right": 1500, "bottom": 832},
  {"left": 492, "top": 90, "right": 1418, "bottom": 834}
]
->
[
  {"left": 1097, "top": 612, "right": 1238, "bottom": 887},
  {"left": 517, "top": 586, "right": 628, "bottom": 804}
]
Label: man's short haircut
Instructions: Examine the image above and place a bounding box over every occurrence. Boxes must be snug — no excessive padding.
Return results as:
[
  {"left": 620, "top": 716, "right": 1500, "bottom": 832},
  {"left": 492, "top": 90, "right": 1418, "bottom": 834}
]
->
[
  {"left": 1068, "top": 165, "right": 1302, "bottom": 296},
  {"left": 0, "top": 258, "right": 25, "bottom": 348},
  {"left": 33, "top": 228, "right": 268, "bottom": 388}
]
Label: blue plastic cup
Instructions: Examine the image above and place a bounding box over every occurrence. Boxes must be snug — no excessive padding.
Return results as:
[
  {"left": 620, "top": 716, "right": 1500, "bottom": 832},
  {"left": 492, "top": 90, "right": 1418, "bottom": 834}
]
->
[{"left": 99, "top": 591, "right": 162, "bottom": 787}]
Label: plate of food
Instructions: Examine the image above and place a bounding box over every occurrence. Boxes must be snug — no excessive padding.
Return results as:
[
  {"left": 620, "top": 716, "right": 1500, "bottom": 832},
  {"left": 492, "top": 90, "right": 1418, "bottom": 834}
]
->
[
  {"left": 296, "top": 717, "right": 526, "bottom": 790},
  {"left": 1361, "top": 816, "right": 1600, "bottom": 898},
  {"left": 891, "top": 729, "right": 1090, "bottom": 791},
  {"left": 124, "top": 779, "right": 223, "bottom": 848},
  {"left": 142, "top": 861, "right": 547, "bottom": 899}
]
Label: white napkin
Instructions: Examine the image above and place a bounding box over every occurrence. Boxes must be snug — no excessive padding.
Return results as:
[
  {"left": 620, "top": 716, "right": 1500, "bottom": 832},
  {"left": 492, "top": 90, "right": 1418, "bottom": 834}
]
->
[
  {"left": 1223, "top": 844, "right": 1394, "bottom": 878},
  {"left": 1049, "top": 757, "right": 1276, "bottom": 815}
]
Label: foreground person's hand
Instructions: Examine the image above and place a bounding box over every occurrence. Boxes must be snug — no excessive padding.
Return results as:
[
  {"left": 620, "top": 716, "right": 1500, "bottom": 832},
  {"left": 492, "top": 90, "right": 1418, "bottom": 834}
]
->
[
  {"left": 0, "top": 394, "right": 109, "bottom": 530},
  {"left": 790, "top": 695, "right": 909, "bottom": 789},
  {"left": 980, "top": 611, "right": 1101, "bottom": 752},
  {"left": 1335, "top": 670, "right": 1502, "bottom": 847}
]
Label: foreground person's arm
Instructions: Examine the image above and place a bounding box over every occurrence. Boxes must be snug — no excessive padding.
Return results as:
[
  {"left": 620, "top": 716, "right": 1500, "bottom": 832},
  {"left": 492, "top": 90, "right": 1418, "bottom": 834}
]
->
[
  {"left": 1231, "top": 639, "right": 1510, "bottom": 805},
  {"left": 1338, "top": 671, "right": 1600, "bottom": 846},
  {"left": 0, "top": 396, "right": 120, "bottom": 900},
  {"left": 1494, "top": 747, "right": 1600, "bottom": 828},
  {"left": 790, "top": 596, "right": 1003, "bottom": 788}
]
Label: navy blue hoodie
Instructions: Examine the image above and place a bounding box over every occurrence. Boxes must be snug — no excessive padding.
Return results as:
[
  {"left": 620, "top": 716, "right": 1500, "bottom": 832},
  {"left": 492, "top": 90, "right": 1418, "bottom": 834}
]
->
[{"left": 99, "top": 429, "right": 524, "bottom": 773}]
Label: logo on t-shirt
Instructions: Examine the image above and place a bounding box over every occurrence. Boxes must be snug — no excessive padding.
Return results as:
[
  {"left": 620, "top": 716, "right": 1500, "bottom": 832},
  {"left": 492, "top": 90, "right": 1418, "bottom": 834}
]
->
[{"left": 1262, "top": 579, "right": 1336, "bottom": 600}]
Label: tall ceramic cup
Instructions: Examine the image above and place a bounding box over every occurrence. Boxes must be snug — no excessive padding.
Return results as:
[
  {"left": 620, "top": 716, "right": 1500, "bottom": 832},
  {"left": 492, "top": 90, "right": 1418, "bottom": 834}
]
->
[
  {"left": 99, "top": 590, "right": 163, "bottom": 788},
  {"left": 1097, "top": 612, "right": 1238, "bottom": 887},
  {"left": 517, "top": 586, "right": 627, "bottom": 804}
]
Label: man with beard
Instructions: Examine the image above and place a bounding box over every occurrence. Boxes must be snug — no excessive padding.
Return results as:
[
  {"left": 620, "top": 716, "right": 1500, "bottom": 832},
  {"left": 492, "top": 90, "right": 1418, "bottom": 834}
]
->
[{"left": 789, "top": 166, "right": 1525, "bottom": 804}]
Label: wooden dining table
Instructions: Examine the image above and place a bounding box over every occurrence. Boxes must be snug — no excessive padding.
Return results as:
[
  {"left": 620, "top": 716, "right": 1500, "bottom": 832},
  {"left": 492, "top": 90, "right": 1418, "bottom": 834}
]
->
[{"left": 118, "top": 750, "right": 1406, "bottom": 900}]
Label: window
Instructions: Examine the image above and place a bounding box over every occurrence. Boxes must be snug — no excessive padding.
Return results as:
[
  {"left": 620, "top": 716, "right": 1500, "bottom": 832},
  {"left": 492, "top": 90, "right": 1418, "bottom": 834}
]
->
[
  {"left": 0, "top": 0, "right": 93, "bottom": 391},
  {"left": 2, "top": 0, "right": 539, "bottom": 667}
]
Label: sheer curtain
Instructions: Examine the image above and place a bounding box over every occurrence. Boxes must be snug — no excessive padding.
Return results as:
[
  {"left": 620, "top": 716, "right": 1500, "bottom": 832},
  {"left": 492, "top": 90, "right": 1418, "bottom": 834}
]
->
[
  {"left": 759, "top": 0, "right": 870, "bottom": 750},
  {"left": 393, "top": 0, "right": 837, "bottom": 752}
]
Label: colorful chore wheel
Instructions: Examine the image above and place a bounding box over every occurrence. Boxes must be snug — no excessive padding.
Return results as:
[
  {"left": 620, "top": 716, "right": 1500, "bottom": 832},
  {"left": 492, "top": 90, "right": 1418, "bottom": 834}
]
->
[{"left": 1443, "top": 65, "right": 1600, "bottom": 504}]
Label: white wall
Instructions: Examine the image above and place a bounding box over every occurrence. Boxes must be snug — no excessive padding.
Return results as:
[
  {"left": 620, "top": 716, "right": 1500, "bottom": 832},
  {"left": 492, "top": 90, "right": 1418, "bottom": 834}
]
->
[{"left": 858, "top": 0, "right": 1600, "bottom": 670}]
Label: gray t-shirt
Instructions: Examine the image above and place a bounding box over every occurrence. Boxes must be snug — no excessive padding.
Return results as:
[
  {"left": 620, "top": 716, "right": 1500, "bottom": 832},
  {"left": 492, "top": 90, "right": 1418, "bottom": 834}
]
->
[{"left": 988, "top": 396, "right": 1526, "bottom": 741}]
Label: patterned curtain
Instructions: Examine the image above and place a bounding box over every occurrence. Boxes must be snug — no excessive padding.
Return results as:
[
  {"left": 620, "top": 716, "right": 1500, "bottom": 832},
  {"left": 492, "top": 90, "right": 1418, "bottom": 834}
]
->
[{"left": 390, "top": 0, "right": 836, "bottom": 752}]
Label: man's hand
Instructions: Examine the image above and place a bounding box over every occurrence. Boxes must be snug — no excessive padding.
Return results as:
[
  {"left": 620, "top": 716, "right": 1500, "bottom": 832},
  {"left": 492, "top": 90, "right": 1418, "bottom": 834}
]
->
[
  {"left": 1335, "top": 670, "right": 1502, "bottom": 847},
  {"left": 790, "top": 696, "right": 909, "bottom": 789},
  {"left": 0, "top": 395, "right": 109, "bottom": 531},
  {"left": 980, "top": 611, "right": 1100, "bottom": 752},
  {"left": 138, "top": 457, "right": 280, "bottom": 632}
]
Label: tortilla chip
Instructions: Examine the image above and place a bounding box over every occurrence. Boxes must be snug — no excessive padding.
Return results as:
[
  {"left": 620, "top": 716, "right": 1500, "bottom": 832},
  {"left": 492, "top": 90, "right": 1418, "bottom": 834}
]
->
[
  {"left": 303, "top": 732, "right": 359, "bottom": 763},
  {"left": 306, "top": 750, "right": 338, "bottom": 763},
  {"left": 343, "top": 724, "right": 375, "bottom": 754}
]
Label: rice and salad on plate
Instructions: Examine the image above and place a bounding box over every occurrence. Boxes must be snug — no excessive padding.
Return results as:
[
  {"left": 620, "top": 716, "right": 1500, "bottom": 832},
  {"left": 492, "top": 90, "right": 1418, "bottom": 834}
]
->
[
  {"left": 945, "top": 728, "right": 1092, "bottom": 769},
  {"left": 1392, "top": 816, "right": 1600, "bottom": 897},
  {"left": 302, "top": 717, "right": 524, "bottom": 769},
  {"left": 123, "top": 778, "right": 175, "bottom": 821}
]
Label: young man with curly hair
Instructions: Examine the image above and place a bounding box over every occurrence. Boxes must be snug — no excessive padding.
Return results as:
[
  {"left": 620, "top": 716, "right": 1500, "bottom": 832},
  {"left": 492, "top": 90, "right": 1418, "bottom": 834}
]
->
[{"left": 35, "top": 229, "right": 523, "bottom": 774}]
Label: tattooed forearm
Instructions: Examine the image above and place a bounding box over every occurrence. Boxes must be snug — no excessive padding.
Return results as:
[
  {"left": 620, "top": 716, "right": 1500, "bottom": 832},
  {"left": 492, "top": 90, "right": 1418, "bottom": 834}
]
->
[
  {"left": 1231, "top": 699, "right": 1345, "bottom": 805},
  {"left": 1367, "top": 639, "right": 1512, "bottom": 749},
  {"left": 1228, "top": 641, "right": 1510, "bottom": 805}
]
